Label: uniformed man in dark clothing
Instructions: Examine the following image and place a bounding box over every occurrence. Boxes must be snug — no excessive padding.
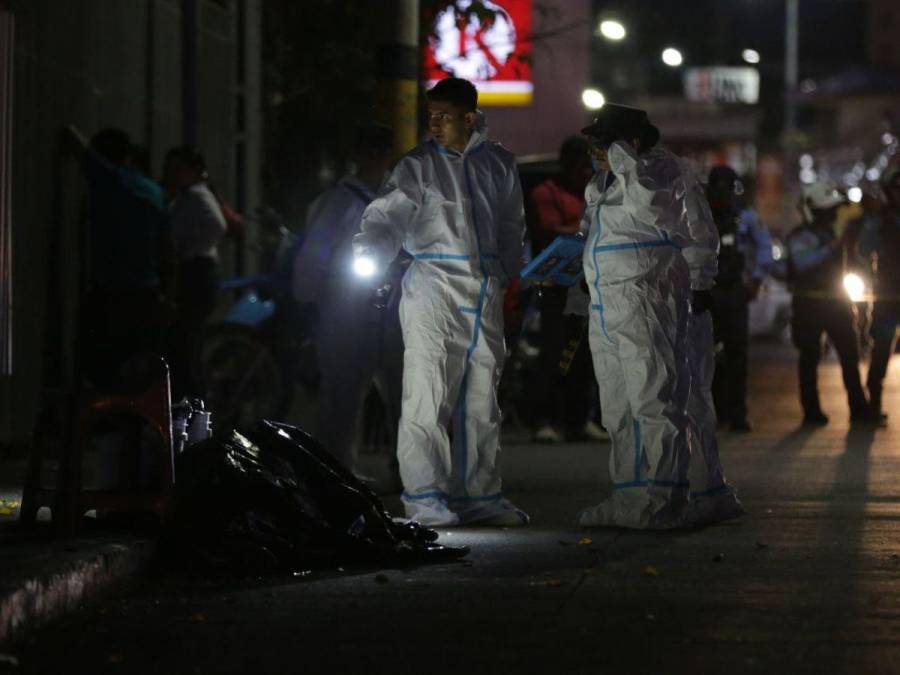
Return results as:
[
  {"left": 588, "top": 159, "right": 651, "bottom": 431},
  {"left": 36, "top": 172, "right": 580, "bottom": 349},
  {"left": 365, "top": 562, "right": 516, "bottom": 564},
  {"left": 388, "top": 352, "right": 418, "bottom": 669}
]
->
[
  {"left": 707, "top": 166, "right": 773, "bottom": 432},
  {"left": 786, "top": 180, "right": 875, "bottom": 426},
  {"left": 859, "top": 165, "right": 900, "bottom": 422}
]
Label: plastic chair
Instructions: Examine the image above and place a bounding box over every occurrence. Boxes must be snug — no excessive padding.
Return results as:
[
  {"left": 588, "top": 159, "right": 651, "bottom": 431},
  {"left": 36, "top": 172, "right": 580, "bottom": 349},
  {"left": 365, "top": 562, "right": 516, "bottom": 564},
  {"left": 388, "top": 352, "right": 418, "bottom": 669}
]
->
[{"left": 20, "top": 355, "right": 176, "bottom": 531}]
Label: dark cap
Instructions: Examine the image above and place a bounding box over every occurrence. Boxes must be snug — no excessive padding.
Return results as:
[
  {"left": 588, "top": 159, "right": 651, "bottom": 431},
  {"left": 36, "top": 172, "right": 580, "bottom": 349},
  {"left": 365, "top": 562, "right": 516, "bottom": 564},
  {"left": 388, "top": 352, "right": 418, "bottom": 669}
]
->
[
  {"left": 708, "top": 165, "right": 738, "bottom": 187},
  {"left": 581, "top": 103, "right": 650, "bottom": 142}
]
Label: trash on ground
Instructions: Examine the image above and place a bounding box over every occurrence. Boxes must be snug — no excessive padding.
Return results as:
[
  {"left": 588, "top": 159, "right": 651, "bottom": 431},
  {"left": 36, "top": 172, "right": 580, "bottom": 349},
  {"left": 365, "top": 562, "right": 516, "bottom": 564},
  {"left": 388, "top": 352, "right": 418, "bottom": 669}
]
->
[
  {"left": 643, "top": 565, "right": 660, "bottom": 577},
  {"left": 578, "top": 537, "right": 593, "bottom": 546},
  {"left": 170, "top": 421, "right": 468, "bottom": 575}
]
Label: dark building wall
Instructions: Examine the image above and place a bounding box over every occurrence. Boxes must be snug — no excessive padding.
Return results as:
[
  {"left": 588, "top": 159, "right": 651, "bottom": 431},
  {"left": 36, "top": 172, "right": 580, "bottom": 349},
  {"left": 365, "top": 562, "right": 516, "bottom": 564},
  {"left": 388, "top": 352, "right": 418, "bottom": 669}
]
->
[{"left": 1, "top": 0, "right": 255, "bottom": 453}]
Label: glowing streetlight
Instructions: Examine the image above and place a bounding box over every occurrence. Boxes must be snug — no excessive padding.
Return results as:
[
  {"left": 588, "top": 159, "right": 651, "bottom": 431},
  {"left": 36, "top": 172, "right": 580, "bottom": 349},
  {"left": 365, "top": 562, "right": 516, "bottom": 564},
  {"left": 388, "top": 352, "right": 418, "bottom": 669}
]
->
[
  {"left": 581, "top": 88, "right": 606, "bottom": 111},
  {"left": 742, "top": 49, "right": 760, "bottom": 64},
  {"left": 598, "top": 20, "right": 626, "bottom": 41},
  {"left": 847, "top": 186, "right": 863, "bottom": 203},
  {"left": 661, "top": 48, "right": 683, "bottom": 67}
]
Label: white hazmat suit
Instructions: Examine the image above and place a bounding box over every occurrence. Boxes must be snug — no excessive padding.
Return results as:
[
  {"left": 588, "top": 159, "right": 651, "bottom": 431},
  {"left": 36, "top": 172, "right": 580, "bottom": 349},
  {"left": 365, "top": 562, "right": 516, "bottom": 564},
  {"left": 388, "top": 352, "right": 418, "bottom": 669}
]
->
[
  {"left": 293, "top": 176, "right": 404, "bottom": 473},
  {"left": 577, "top": 142, "right": 695, "bottom": 529},
  {"left": 353, "top": 122, "right": 526, "bottom": 527}
]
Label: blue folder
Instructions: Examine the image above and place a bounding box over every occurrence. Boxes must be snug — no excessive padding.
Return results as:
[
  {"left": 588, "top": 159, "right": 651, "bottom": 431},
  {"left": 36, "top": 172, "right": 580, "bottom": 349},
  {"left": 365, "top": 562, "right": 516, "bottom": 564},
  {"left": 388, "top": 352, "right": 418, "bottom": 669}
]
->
[{"left": 520, "top": 234, "right": 585, "bottom": 286}]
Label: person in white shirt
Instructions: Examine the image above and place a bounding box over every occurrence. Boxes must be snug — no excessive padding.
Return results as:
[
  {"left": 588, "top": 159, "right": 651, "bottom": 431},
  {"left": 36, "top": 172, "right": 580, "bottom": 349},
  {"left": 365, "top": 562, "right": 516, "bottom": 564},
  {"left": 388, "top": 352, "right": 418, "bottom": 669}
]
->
[{"left": 163, "top": 146, "right": 227, "bottom": 399}]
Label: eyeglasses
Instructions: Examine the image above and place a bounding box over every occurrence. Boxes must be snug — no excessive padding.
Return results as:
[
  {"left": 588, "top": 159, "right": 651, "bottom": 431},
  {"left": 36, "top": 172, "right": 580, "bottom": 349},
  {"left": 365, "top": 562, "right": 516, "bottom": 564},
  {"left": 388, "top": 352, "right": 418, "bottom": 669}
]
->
[{"left": 427, "top": 111, "right": 457, "bottom": 125}]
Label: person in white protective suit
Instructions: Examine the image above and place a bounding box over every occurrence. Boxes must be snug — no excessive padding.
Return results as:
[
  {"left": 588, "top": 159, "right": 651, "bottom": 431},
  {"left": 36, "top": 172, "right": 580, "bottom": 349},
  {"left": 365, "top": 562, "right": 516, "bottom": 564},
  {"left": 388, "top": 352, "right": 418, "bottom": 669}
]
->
[
  {"left": 575, "top": 104, "right": 698, "bottom": 529},
  {"left": 293, "top": 125, "right": 403, "bottom": 479},
  {"left": 679, "top": 166, "right": 746, "bottom": 526},
  {"left": 352, "top": 78, "right": 528, "bottom": 527}
]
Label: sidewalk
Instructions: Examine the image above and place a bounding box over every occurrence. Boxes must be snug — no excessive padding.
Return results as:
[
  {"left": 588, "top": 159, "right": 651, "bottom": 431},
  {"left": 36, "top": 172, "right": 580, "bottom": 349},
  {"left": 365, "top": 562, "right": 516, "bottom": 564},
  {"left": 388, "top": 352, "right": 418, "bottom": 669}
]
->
[{"left": 0, "top": 461, "right": 158, "bottom": 646}]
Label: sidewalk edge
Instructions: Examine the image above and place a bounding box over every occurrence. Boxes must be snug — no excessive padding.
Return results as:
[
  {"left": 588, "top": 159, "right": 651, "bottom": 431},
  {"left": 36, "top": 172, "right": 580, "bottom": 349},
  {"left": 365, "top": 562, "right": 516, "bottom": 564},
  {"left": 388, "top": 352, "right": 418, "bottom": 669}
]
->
[{"left": 0, "top": 539, "right": 158, "bottom": 645}]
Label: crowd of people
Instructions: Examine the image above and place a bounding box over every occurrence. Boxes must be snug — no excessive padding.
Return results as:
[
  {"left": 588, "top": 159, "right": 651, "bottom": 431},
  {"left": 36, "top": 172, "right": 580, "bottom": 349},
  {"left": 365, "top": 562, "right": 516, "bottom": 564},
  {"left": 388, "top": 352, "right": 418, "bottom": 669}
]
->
[
  {"left": 72, "top": 75, "right": 899, "bottom": 532},
  {"left": 68, "top": 125, "right": 230, "bottom": 402}
]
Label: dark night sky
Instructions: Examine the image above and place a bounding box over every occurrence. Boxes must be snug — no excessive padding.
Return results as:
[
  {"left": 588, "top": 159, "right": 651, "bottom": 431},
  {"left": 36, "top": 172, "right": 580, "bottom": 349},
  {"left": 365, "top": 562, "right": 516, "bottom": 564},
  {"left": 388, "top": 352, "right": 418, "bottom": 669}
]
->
[
  {"left": 591, "top": 0, "right": 869, "bottom": 139},
  {"left": 593, "top": 0, "right": 867, "bottom": 73}
]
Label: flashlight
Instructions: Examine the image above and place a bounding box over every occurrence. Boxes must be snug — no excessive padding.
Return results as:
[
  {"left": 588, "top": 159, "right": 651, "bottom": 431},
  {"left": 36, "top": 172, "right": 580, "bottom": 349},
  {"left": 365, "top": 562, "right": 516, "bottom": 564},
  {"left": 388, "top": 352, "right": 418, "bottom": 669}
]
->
[
  {"left": 353, "top": 255, "right": 377, "bottom": 278},
  {"left": 843, "top": 273, "right": 865, "bottom": 303}
]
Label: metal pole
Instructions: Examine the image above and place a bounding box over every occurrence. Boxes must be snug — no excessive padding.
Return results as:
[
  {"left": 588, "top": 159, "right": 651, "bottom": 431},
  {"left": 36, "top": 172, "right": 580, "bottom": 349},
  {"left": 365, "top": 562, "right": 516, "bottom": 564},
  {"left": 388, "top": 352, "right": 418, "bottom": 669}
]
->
[
  {"left": 375, "top": 0, "right": 420, "bottom": 158},
  {"left": 783, "top": 0, "right": 799, "bottom": 231}
]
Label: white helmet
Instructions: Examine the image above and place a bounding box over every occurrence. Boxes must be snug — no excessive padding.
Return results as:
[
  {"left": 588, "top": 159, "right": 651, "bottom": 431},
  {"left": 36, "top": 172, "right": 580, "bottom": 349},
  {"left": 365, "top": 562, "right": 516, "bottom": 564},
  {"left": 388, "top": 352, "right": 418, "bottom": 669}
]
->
[{"left": 800, "top": 180, "right": 846, "bottom": 222}]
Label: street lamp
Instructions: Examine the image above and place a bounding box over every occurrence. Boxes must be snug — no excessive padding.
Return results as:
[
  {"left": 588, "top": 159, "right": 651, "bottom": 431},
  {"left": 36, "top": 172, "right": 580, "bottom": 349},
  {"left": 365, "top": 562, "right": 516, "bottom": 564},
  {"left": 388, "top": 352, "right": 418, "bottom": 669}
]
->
[
  {"left": 661, "top": 47, "right": 683, "bottom": 67},
  {"left": 581, "top": 88, "right": 606, "bottom": 110},
  {"left": 742, "top": 49, "right": 760, "bottom": 64},
  {"left": 598, "top": 20, "right": 626, "bottom": 41}
]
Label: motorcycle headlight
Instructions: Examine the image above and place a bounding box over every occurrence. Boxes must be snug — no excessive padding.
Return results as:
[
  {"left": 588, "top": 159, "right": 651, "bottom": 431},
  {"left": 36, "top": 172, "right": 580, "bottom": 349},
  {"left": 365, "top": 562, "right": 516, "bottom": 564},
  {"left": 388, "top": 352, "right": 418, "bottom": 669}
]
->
[{"left": 843, "top": 273, "right": 865, "bottom": 302}]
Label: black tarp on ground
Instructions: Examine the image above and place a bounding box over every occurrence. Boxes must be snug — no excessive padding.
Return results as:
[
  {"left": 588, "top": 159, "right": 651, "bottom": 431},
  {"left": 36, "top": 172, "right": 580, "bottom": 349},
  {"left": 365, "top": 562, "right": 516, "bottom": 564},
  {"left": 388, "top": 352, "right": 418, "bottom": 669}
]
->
[{"left": 171, "top": 421, "right": 466, "bottom": 574}]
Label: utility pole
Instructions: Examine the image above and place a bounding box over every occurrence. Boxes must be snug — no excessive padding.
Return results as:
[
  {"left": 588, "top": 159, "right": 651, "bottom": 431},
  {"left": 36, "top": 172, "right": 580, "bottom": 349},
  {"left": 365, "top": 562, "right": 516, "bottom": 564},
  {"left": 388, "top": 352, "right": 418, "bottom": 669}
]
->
[
  {"left": 783, "top": 0, "right": 799, "bottom": 230},
  {"left": 375, "top": 0, "right": 420, "bottom": 158}
]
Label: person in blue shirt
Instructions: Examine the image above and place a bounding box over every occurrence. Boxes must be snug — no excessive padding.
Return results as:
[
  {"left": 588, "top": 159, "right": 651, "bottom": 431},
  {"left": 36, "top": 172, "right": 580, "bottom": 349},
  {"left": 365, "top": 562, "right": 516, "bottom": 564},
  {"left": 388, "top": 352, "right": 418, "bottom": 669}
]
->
[
  {"left": 706, "top": 166, "right": 773, "bottom": 432},
  {"left": 786, "top": 180, "right": 876, "bottom": 426},
  {"left": 858, "top": 165, "right": 900, "bottom": 422},
  {"left": 68, "top": 126, "right": 173, "bottom": 387}
]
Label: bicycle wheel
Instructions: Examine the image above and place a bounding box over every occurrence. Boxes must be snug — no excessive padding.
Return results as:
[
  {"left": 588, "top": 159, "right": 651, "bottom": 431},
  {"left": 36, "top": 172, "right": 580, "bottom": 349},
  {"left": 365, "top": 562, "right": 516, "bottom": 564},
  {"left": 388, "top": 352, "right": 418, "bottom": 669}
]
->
[{"left": 200, "top": 324, "right": 283, "bottom": 431}]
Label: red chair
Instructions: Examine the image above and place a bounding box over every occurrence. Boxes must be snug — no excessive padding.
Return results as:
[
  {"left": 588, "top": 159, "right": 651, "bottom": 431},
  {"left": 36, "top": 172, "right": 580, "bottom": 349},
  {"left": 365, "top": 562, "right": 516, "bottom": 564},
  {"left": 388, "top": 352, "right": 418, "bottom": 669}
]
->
[{"left": 21, "top": 355, "right": 176, "bottom": 531}]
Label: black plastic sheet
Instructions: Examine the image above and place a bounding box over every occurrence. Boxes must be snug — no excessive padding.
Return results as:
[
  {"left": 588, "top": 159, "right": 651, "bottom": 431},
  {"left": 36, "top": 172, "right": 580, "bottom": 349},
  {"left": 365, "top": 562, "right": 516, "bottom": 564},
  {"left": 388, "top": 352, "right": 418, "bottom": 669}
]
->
[{"left": 171, "top": 421, "right": 467, "bottom": 574}]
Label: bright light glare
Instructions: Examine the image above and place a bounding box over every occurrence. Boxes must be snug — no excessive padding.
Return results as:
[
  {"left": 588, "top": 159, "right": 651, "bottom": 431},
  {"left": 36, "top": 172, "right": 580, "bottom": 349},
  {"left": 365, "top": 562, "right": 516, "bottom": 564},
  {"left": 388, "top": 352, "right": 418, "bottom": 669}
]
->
[
  {"left": 843, "top": 273, "right": 866, "bottom": 302},
  {"left": 581, "top": 88, "right": 606, "bottom": 110},
  {"left": 353, "top": 256, "right": 377, "bottom": 278},
  {"left": 847, "top": 186, "right": 863, "bottom": 203},
  {"left": 599, "top": 20, "right": 626, "bottom": 41},
  {"left": 662, "top": 48, "right": 683, "bottom": 67},
  {"left": 742, "top": 49, "right": 760, "bottom": 64}
]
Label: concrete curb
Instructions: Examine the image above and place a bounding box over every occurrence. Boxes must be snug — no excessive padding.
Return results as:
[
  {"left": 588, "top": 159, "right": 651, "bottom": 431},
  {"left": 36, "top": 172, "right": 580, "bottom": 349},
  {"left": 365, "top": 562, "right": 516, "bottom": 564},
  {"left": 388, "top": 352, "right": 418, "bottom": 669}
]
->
[{"left": 0, "top": 538, "right": 158, "bottom": 645}]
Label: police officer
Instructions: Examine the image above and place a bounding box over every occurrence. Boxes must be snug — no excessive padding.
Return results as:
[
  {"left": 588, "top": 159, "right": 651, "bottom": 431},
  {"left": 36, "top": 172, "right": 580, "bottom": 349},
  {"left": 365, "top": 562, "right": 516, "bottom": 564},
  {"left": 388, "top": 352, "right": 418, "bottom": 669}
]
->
[
  {"left": 859, "top": 165, "right": 900, "bottom": 422},
  {"left": 707, "top": 166, "right": 773, "bottom": 432},
  {"left": 786, "top": 181, "right": 874, "bottom": 426}
]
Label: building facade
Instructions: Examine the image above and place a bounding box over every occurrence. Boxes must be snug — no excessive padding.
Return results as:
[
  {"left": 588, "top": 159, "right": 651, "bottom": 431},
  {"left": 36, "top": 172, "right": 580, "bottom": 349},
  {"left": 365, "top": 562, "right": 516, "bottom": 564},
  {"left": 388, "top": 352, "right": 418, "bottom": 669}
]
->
[{"left": 0, "top": 0, "right": 262, "bottom": 454}]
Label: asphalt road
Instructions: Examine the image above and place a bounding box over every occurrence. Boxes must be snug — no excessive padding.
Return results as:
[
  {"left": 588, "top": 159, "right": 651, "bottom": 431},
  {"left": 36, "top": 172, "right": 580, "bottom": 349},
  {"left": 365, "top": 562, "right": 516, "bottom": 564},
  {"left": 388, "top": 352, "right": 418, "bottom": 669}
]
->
[{"left": 7, "top": 341, "right": 900, "bottom": 675}]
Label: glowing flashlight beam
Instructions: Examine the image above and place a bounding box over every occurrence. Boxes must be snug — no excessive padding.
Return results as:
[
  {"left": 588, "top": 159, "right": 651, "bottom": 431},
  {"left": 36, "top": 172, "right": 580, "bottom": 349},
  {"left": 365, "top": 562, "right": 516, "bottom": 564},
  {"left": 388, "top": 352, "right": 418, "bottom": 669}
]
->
[{"left": 353, "top": 256, "right": 377, "bottom": 278}]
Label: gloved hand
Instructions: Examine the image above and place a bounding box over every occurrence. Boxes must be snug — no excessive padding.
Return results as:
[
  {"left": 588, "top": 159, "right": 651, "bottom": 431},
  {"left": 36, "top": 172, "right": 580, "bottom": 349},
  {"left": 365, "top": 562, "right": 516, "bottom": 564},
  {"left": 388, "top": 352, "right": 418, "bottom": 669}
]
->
[{"left": 691, "top": 289, "right": 713, "bottom": 314}]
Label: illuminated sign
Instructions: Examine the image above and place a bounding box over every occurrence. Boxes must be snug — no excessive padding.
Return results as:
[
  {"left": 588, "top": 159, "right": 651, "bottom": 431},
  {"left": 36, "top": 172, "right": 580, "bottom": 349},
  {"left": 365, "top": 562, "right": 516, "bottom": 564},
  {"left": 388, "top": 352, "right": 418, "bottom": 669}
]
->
[
  {"left": 683, "top": 67, "right": 760, "bottom": 105},
  {"left": 424, "top": 0, "right": 533, "bottom": 106}
]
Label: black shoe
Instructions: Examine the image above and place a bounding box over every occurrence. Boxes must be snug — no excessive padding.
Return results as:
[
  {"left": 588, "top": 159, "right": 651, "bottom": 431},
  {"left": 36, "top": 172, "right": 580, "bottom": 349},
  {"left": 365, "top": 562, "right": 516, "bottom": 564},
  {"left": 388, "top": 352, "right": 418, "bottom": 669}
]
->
[
  {"left": 802, "top": 412, "right": 829, "bottom": 426},
  {"left": 730, "top": 419, "right": 752, "bottom": 433},
  {"left": 851, "top": 409, "right": 887, "bottom": 427}
]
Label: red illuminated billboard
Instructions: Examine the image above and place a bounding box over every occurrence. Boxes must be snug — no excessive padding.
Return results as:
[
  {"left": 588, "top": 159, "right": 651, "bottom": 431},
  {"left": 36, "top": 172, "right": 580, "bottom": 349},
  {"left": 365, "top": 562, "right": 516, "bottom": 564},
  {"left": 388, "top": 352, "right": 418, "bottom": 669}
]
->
[{"left": 424, "top": 0, "right": 533, "bottom": 106}]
